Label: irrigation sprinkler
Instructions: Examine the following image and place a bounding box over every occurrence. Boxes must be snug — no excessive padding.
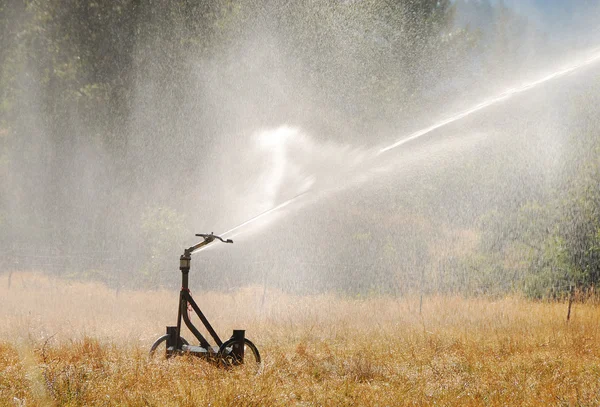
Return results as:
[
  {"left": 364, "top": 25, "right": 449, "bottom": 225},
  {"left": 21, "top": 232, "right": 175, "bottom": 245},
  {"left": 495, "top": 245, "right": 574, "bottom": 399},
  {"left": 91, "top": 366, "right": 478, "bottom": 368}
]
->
[{"left": 149, "top": 233, "right": 261, "bottom": 369}]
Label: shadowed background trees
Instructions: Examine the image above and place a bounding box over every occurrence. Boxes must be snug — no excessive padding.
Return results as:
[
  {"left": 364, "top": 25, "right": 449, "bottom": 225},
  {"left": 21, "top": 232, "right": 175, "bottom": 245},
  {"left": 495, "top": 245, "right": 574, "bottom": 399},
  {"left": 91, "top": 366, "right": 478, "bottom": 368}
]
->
[{"left": 1, "top": 0, "right": 599, "bottom": 297}]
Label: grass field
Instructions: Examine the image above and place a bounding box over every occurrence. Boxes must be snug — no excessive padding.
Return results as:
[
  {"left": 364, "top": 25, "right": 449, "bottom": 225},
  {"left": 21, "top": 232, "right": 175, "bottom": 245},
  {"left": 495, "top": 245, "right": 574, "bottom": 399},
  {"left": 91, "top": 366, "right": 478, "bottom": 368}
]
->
[{"left": 1, "top": 272, "right": 600, "bottom": 406}]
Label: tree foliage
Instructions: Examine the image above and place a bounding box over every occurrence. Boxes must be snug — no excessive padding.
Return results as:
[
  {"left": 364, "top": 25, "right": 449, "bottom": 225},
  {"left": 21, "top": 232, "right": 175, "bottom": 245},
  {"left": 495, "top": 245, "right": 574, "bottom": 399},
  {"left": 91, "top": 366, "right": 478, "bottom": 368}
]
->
[{"left": 0, "top": 1, "right": 598, "bottom": 296}]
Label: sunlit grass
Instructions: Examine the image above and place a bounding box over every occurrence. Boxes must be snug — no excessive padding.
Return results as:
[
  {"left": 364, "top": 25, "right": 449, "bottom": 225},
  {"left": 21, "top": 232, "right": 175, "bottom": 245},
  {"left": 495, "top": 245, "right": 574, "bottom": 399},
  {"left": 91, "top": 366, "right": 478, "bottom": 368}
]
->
[{"left": 2, "top": 272, "right": 600, "bottom": 406}]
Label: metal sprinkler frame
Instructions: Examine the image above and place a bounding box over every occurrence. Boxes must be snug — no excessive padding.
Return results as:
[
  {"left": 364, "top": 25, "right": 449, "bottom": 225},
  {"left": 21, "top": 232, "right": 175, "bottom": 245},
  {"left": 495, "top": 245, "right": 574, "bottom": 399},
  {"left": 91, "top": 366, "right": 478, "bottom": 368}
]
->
[{"left": 149, "top": 233, "right": 261, "bottom": 369}]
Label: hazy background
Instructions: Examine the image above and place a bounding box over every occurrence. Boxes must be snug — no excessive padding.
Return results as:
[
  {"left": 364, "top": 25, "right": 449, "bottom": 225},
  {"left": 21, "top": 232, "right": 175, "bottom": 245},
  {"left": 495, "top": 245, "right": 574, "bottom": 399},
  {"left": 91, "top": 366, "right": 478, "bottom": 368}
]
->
[{"left": 1, "top": 0, "right": 599, "bottom": 297}]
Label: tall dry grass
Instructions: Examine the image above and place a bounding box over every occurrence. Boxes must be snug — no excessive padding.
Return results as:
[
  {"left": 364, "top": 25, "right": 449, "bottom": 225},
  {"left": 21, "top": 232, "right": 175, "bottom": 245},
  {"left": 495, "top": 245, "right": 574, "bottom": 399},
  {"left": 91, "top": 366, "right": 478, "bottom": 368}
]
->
[{"left": 1, "top": 272, "right": 600, "bottom": 406}]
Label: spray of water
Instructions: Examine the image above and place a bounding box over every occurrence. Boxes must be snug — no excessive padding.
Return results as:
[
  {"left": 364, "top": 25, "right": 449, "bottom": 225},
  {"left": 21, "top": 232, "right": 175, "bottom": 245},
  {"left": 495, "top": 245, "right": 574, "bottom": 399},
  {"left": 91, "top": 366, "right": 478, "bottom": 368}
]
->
[
  {"left": 379, "top": 48, "right": 600, "bottom": 154},
  {"left": 6, "top": 2, "right": 600, "bottom": 294},
  {"left": 194, "top": 47, "right": 600, "bottom": 251}
]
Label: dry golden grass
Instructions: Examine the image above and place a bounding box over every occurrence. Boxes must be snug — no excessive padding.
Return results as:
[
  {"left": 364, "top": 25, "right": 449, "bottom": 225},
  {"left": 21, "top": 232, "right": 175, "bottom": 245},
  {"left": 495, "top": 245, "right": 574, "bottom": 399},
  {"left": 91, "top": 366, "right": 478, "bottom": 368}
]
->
[{"left": 1, "top": 272, "right": 600, "bottom": 406}]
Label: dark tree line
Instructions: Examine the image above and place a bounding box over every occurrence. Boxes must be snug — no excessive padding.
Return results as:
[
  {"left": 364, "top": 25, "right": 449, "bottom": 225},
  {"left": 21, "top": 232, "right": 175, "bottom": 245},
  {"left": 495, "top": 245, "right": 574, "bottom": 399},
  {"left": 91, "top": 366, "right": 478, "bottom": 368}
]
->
[
  {"left": 0, "top": 0, "right": 464, "bottom": 283},
  {"left": 1, "top": 0, "right": 598, "bottom": 296}
]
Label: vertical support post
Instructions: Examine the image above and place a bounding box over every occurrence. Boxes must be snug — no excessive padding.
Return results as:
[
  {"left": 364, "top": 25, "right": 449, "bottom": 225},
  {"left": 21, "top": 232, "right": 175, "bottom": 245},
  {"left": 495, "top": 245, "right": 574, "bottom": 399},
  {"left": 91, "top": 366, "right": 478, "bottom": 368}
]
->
[
  {"left": 180, "top": 252, "right": 191, "bottom": 290},
  {"left": 166, "top": 326, "right": 177, "bottom": 356},
  {"left": 231, "top": 330, "right": 245, "bottom": 363},
  {"left": 567, "top": 285, "right": 575, "bottom": 322},
  {"left": 177, "top": 251, "right": 191, "bottom": 344}
]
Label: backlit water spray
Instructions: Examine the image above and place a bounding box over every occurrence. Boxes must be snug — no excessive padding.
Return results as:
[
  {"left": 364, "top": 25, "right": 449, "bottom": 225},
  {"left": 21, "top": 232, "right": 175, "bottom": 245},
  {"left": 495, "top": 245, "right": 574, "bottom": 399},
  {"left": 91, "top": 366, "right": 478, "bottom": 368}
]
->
[{"left": 193, "top": 48, "right": 600, "bottom": 254}]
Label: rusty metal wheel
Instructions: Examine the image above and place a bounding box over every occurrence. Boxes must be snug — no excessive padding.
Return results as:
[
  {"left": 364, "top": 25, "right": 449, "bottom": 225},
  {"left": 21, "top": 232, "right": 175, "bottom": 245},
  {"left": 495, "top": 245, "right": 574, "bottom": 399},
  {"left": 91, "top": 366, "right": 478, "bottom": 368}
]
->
[
  {"left": 218, "top": 337, "right": 261, "bottom": 372},
  {"left": 149, "top": 334, "right": 189, "bottom": 358}
]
